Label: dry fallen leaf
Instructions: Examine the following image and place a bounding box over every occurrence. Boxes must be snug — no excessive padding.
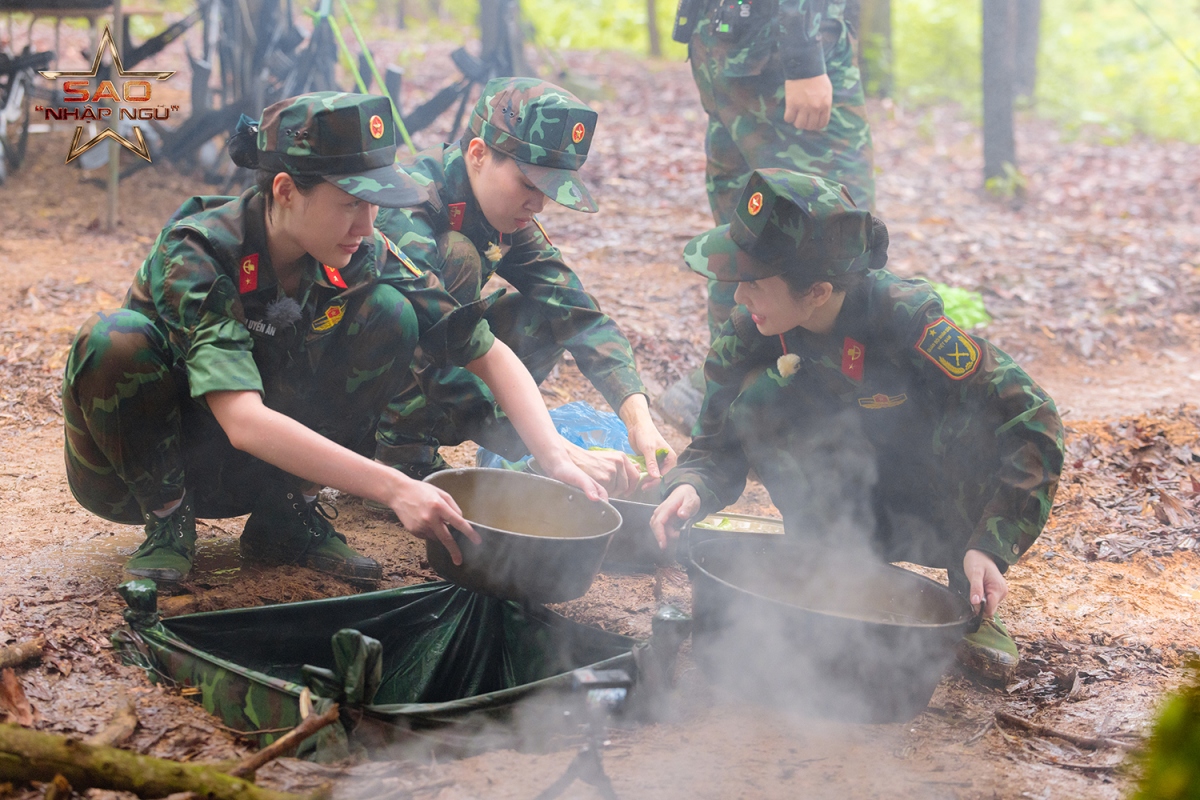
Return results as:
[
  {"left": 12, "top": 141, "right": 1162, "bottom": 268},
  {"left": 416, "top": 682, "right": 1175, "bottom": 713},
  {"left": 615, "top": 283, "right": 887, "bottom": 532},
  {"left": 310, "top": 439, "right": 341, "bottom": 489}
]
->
[{"left": 0, "top": 667, "right": 35, "bottom": 726}]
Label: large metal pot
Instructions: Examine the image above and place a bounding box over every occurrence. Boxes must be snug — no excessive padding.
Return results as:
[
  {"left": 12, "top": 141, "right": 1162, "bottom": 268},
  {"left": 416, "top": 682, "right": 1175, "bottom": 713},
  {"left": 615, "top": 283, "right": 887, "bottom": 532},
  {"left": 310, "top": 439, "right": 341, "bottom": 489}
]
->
[
  {"left": 688, "top": 537, "right": 975, "bottom": 722},
  {"left": 423, "top": 469, "right": 621, "bottom": 604},
  {"left": 603, "top": 501, "right": 787, "bottom": 573}
]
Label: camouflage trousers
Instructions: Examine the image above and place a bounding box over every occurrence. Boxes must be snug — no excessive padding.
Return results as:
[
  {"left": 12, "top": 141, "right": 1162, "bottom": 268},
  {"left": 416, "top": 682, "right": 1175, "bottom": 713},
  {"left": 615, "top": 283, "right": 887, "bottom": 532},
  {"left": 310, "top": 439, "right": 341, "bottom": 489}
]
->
[
  {"left": 375, "top": 233, "right": 561, "bottom": 469},
  {"left": 691, "top": 17, "right": 876, "bottom": 342},
  {"left": 63, "top": 286, "right": 416, "bottom": 524}
]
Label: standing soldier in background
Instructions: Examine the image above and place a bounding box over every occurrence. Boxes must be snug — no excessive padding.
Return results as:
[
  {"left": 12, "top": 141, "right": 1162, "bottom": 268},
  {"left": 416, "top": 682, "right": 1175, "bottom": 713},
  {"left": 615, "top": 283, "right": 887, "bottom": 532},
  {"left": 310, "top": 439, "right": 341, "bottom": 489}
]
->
[{"left": 664, "top": 0, "right": 877, "bottom": 426}]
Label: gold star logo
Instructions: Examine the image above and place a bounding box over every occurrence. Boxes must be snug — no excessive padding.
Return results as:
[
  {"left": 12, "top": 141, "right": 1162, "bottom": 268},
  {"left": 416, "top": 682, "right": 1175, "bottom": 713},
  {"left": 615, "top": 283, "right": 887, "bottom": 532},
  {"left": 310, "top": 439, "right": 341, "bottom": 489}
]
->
[{"left": 39, "top": 24, "right": 174, "bottom": 164}]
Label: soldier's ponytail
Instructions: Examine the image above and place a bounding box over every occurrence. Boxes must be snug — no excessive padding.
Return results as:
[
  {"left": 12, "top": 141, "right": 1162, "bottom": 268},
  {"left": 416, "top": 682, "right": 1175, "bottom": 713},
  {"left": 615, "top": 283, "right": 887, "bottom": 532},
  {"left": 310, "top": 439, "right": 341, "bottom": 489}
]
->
[{"left": 228, "top": 115, "right": 261, "bottom": 169}]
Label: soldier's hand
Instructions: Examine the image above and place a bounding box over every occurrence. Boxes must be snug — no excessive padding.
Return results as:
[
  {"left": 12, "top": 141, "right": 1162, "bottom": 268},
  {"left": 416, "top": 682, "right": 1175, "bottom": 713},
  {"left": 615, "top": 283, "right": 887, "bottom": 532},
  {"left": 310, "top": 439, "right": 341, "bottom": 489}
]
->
[
  {"left": 650, "top": 485, "right": 701, "bottom": 550},
  {"left": 784, "top": 75, "right": 833, "bottom": 131},
  {"left": 391, "top": 481, "right": 480, "bottom": 566},
  {"left": 963, "top": 549, "right": 1008, "bottom": 618},
  {"left": 563, "top": 443, "right": 640, "bottom": 498},
  {"left": 627, "top": 423, "right": 677, "bottom": 489}
]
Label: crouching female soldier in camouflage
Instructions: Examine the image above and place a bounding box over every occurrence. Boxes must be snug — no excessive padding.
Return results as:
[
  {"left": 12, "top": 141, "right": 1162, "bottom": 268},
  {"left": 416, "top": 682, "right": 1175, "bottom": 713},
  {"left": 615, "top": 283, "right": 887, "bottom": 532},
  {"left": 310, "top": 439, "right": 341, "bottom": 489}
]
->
[
  {"left": 62, "top": 93, "right": 615, "bottom": 587},
  {"left": 650, "top": 170, "right": 1064, "bottom": 682}
]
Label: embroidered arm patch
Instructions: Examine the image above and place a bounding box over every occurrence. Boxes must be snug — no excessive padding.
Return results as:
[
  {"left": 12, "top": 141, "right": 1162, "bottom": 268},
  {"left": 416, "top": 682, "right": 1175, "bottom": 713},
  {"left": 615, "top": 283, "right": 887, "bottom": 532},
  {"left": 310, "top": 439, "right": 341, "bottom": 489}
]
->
[
  {"left": 381, "top": 233, "right": 424, "bottom": 278},
  {"left": 915, "top": 317, "right": 981, "bottom": 379}
]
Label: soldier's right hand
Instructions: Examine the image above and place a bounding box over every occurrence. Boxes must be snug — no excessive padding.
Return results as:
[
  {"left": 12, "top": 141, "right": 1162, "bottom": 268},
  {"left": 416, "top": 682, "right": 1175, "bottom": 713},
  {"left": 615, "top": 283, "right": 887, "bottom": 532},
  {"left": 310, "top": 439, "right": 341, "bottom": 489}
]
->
[
  {"left": 784, "top": 75, "right": 833, "bottom": 131},
  {"left": 389, "top": 481, "right": 480, "bottom": 566}
]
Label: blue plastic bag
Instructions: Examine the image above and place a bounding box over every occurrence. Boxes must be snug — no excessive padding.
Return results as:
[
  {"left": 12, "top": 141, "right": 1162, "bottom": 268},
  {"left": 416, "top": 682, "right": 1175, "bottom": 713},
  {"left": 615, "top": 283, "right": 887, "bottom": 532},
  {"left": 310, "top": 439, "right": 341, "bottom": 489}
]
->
[{"left": 476, "top": 401, "right": 634, "bottom": 470}]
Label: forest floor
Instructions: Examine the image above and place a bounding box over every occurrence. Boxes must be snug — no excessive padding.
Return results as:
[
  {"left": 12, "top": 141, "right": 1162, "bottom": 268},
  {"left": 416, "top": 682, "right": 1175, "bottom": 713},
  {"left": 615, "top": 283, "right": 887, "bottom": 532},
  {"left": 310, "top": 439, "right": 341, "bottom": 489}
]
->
[{"left": 1, "top": 17, "right": 1199, "bottom": 800}]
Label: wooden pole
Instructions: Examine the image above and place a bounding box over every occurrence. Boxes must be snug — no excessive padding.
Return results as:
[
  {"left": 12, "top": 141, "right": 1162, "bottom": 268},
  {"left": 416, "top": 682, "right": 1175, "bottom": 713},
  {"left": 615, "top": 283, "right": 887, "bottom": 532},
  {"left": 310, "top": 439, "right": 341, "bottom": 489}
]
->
[
  {"left": 982, "top": 0, "right": 1017, "bottom": 182},
  {"left": 105, "top": 0, "right": 122, "bottom": 232}
]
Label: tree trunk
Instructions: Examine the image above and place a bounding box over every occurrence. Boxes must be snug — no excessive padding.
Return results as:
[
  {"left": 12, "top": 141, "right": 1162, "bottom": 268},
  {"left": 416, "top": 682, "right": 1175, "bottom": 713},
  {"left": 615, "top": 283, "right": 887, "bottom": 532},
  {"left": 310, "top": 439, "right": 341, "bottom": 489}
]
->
[
  {"left": 647, "top": 0, "right": 662, "bottom": 57},
  {"left": 982, "top": 0, "right": 1017, "bottom": 182},
  {"left": 0, "top": 724, "right": 312, "bottom": 800},
  {"left": 856, "top": 0, "right": 892, "bottom": 97},
  {"left": 479, "top": 0, "right": 532, "bottom": 76},
  {"left": 1014, "top": 0, "right": 1041, "bottom": 101}
]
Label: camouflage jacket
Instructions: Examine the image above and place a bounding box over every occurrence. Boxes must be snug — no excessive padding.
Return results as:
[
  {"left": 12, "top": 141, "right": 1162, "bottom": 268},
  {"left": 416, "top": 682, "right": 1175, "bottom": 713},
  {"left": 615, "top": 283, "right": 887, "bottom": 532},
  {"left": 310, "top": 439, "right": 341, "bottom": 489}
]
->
[
  {"left": 665, "top": 269, "right": 1064, "bottom": 568},
  {"left": 124, "top": 189, "right": 494, "bottom": 403},
  {"left": 374, "top": 143, "right": 647, "bottom": 412},
  {"left": 699, "top": 0, "right": 848, "bottom": 80}
]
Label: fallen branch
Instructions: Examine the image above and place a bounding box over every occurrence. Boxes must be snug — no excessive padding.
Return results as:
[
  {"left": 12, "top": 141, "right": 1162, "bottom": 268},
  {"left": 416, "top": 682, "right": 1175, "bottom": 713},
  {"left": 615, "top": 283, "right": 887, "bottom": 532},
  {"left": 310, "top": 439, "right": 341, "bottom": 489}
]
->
[
  {"left": 85, "top": 693, "right": 138, "bottom": 748},
  {"left": 0, "top": 723, "right": 319, "bottom": 800},
  {"left": 0, "top": 638, "right": 45, "bottom": 670},
  {"left": 995, "top": 711, "right": 1139, "bottom": 751},
  {"left": 229, "top": 704, "right": 340, "bottom": 779}
]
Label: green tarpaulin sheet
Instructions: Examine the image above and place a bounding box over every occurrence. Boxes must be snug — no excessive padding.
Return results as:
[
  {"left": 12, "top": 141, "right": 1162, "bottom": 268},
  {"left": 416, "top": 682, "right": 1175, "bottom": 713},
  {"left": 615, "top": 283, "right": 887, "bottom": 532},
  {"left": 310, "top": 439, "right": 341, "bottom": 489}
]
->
[{"left": 113, "top": 580, "right": 644, "bottom": 759}]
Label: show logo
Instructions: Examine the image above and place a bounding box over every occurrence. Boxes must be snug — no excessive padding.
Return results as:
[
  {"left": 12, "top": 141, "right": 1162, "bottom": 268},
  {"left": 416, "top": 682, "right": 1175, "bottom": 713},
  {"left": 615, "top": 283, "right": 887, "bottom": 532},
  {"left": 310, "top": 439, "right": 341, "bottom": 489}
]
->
[{"left": 37, "top": 24, "right": 177, "bottom": 164}]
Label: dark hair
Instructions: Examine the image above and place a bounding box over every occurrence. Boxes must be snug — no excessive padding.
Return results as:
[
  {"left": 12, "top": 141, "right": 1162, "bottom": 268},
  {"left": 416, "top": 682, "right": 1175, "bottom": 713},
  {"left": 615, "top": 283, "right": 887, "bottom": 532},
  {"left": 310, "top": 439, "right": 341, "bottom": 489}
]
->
[
  {"left": 780, "top": 215, "right": 889, "bottom": 298},
  {"left": 228, "top": 125, "right": 323, "bottom": 210}
]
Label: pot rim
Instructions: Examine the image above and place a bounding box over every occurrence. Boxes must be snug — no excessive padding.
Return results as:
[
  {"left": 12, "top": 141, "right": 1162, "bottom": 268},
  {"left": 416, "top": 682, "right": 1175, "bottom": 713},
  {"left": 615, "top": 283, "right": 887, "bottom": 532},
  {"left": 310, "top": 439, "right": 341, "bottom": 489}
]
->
[
  {"left": 425, "top": 467, "right": 623, "bottom": 542},
  {"left": 687, "top": 537, "right": 975, "bottom": 631}
]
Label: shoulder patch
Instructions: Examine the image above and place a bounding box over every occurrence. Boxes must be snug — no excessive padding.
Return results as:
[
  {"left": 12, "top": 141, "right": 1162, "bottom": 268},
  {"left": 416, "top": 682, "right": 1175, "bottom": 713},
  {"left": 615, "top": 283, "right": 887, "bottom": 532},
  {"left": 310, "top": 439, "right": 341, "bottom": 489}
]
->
[
  {"left": 532, "top": 218, "right": 553, "bottom": 246},
  {"left": 239, "top": 254, "right": 259, "bottom": 294},
  {"left": 915, "top": 317, "right": 981, "bottom": 380},
  {"left": 381, "top": 233, "right": 424, "bottom": 278}
]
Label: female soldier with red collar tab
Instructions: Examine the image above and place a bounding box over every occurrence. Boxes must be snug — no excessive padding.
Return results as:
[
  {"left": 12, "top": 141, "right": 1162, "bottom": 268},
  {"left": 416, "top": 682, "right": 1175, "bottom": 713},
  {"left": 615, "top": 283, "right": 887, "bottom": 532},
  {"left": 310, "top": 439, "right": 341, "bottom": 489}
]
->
[
  {"left": 372, "top": 77, "right": 675, "bottom": 496},
  {"left": 62, "top": 92, "right": 616, "bottom": 588},
  {"left": 651, "top": 170, "right": 1065, "bottom": 682}
]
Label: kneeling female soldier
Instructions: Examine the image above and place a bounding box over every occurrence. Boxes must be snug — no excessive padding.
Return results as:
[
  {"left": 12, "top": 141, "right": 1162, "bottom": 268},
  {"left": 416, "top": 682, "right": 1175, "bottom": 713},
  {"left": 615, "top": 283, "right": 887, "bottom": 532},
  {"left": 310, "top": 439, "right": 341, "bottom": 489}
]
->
[
  {"left": 651, "top": 170, "right": 1064, "bottom": 681},
  {"left": 63, "top": 93, "right": 612, "bottom": 586}
]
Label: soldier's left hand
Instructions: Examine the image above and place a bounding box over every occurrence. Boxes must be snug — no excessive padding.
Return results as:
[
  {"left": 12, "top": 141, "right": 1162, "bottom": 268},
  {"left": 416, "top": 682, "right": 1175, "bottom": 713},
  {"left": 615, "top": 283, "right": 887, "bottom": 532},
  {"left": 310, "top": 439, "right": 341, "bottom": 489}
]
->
[{"left": 963, "top": 549, "right": 1008, "bottom": 618}]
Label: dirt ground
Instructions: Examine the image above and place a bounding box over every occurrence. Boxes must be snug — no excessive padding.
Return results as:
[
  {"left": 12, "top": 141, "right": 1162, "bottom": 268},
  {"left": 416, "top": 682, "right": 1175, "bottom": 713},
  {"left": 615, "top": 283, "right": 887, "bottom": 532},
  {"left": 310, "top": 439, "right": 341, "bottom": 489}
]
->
[{"left": 1, "top": 15, "right": 1200, "bottom": 800}]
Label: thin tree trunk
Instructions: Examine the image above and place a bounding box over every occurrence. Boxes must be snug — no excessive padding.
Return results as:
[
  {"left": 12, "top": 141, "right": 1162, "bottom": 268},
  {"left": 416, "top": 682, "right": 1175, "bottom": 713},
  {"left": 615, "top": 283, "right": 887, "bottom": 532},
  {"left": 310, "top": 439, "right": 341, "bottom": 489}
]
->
[
  {"left": 647, "top": 0, "right": 662, "bottom": 57},
  {"left": 856, "top": 0, "right": 892, "bottom": 97},
  {"left": 1014, "top": 0, "right": 1041, "bottom": 101},
  {"left": 982, "top": 0, "right": 1017, "bottom": 181}
]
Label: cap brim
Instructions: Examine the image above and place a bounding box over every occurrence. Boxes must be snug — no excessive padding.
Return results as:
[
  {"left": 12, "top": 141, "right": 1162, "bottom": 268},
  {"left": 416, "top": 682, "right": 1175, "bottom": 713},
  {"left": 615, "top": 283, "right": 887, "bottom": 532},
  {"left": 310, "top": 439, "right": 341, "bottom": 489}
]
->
[
  {"left": 683, "top": 226, "right": 783, "bottom": 282},
  {"left": 325, "top": 162, "right": 427, "bottom": 208},
  {"left": 517, "top": 161, "right": 598, "bottom": 213}
]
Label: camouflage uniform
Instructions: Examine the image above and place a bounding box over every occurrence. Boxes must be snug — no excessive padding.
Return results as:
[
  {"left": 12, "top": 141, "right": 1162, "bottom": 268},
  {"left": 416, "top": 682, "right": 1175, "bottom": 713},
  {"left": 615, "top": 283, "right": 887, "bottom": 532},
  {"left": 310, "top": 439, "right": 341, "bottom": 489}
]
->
[
  {"left": 666, "top": 170, "right": 1064, "bottom": 592},
  {"left": 373, "top": 78, "right": 647, "bottom": 470},
  {"left": 62, "top": 93, "right": 493, "bottom": 581},
  {"left": 689, "top": 0, "right": 876, "bottom": 341}
]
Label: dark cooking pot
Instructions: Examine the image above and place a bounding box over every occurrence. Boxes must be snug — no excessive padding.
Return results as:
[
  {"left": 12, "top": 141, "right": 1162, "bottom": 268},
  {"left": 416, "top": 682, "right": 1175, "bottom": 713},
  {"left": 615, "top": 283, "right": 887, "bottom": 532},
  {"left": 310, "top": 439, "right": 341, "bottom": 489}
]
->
[
  {"left": 603, "top": 502, "right": 788, "bottom": 573},
  {"left": 688, "top": 537, "right": 975, "bottom": 723},
  {"left": 423, "top": 469, "right": 621, "bottom": 604}
]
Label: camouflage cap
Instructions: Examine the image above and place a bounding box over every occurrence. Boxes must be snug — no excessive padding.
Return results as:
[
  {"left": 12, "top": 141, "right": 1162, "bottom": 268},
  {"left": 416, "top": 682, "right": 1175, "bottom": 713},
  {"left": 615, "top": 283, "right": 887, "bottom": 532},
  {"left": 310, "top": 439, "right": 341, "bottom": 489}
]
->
[
  {"left": 467, "top": 77, "right": 599, "bottom": 213},
  {"left": 257, "top": 92, "right": 425, "bottom": 208},
  {"left": 684, "top": 170, "right": 873, "bottom": 283}
]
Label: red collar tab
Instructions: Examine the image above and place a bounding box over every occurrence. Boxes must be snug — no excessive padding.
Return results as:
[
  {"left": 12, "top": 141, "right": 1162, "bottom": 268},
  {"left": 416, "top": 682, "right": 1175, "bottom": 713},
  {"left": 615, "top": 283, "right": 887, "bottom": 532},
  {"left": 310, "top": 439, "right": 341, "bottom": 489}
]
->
[
  {"left": 238, "top": 254, "right": 259, "bottom": 294},
  {"left": 322, "top": 264, "right": 348, "bottom": 289},
  {"left": 841, "top": 337, "right": 866, "bottom": 381},
  {"left": 448, "top": 202, "right": 466, "bottom": 232}
]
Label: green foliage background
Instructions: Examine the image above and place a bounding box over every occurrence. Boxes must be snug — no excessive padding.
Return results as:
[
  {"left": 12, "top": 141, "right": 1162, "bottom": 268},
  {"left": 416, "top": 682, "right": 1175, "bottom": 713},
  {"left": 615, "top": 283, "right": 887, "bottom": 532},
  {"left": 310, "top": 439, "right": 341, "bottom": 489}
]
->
[
  {"left": 122, "top": 0, "right": 1200, "bottom": 144},
  {"left": 894, "top": 0, "right": 1200, "bottom": 142}
]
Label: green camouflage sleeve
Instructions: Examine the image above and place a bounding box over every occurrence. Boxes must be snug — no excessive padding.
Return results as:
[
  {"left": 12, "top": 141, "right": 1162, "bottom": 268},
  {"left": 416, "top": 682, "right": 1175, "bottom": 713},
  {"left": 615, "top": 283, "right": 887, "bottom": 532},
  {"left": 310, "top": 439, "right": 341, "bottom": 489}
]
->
[
  {"left": 663, "top": 309, "right": 776, "bottom": 514},
  {"left": 139, "top": 230, "right": 262, "bottom": 398},
  {"left": 498, "top": 220, "right": 647, "bottom": 412},
  {"left": 777, "top": 0, "right": 827, "bottom": 79},
  {"left": 892, "top": 281, "right": 1065, "bottom": 568}
]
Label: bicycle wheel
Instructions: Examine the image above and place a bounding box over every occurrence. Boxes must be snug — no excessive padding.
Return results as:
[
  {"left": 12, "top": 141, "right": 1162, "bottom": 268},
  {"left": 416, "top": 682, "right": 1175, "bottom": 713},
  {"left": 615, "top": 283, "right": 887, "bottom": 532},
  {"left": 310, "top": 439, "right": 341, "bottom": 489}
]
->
[{"left": 2, "top": 70, "right": 33, "bottom": 175}]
